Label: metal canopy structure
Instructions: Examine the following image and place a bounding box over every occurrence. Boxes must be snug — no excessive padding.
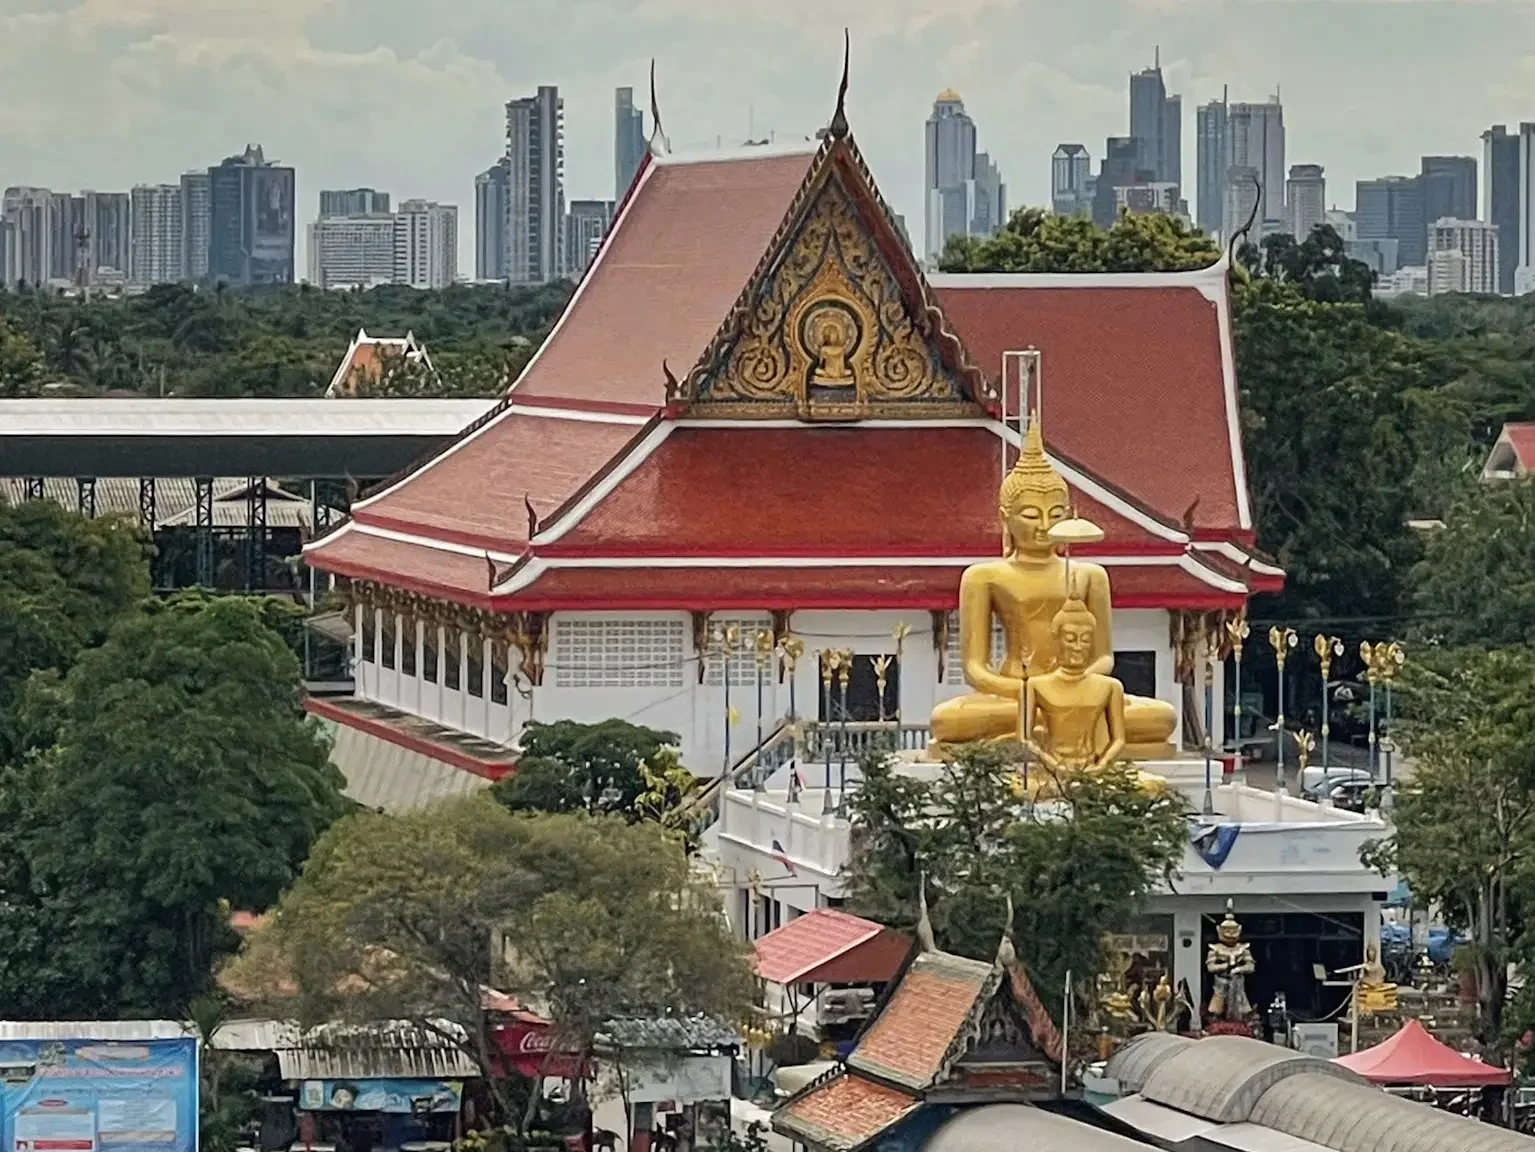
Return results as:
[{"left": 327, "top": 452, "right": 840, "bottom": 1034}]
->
[{"left": 0, "top": 398, "right": 496, "bottom": 478}]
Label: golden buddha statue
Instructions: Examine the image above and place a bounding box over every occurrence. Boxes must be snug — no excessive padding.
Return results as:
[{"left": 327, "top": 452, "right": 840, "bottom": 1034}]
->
[
  {"left": 809, "top": 310, "right": 855, "bottom": 387},
  {"left": 929, "top": 420, "right": 1177, "bottom": 757}
]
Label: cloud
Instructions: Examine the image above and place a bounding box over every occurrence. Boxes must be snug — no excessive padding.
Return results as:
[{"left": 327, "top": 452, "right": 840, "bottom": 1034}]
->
[{"left": 3, "top": 0, "right": 1534, "bottom": 272}]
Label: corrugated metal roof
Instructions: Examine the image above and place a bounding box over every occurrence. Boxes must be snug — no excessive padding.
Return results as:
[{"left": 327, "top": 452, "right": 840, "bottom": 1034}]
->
[
  {"left": 323, "top": 720, "right": 491, "bottom": 813},
  {"left": 1105, "top": 1032, "right": 1196, "bottom": 1094},
  {"left": 925, "top": 1104, "right": 1148, "bottom": 1151},
  {"left": 0, "top": 399, "right": 494, "bottom": 437},
  {"left": 599, "top": 1016, "right": 740, "bottom": 1051},
  {"left": 211, "top": 1019, "right": 300, "bottom": 1051},
  {"left": 1140, "top": 1035, "right": 1364, "bottom": 1124},
  {"left": 1100, "top": 1094, "right": 1218, "bottom": 1142},
  {"left": 1, "top": 477, "right": 323, "bottom": 530}
]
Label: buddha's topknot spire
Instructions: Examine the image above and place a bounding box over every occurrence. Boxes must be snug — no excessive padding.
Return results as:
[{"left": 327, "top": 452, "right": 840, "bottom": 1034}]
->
[{"left": 1001, "top": 419, "right": 1067, "bottom": 505}]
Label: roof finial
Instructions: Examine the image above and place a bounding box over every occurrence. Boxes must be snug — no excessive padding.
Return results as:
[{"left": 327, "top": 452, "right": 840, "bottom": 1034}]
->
[
  {"left": 995, "top": 892, "right": 1017, "bottom": 968},
  {"left": 916, "top": 871, "right": 936, "bottom": 953},
  {"left": 1226, "top": 170, "right": 1262, "bottom": 264},
  {"left": 829, "top": 29, "right": 850, "bottom": 139},
  {"left": 648, "top": 59, "right": 669, "bottom": 155}
]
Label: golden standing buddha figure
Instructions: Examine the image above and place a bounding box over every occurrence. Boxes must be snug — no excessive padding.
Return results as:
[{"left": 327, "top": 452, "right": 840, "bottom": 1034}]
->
[{"left": 929, "top": 420, "right": 1178, "bottom": 757}]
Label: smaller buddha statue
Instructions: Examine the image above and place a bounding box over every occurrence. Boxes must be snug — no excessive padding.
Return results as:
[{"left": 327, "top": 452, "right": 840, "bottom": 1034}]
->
[
  {"left": 1356, "top": 943, "right": 1399, "bottom": 1016},
  {"left": 1017, "top": 592, "right": 1167, "bottom": 796},
  {"left": 1206, "top": 902, "right": 1256, "bottom": 1023},
  {"left": 810, "top": 311, "right": 855, "bottom": 387}
]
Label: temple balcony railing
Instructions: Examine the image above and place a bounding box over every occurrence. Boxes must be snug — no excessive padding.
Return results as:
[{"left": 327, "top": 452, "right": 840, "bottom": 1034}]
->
[{"left": 800, "top": 719, "right": 930, "bottom": 761}]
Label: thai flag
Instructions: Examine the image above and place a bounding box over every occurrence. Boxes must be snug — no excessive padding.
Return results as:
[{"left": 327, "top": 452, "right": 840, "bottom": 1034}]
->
[{"left": 770, "top": 838, "right": 796, "bottom": 875}]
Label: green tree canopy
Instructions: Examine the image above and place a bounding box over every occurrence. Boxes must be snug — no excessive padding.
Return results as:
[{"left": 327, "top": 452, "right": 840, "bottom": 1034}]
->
[
  {"left": 226, "top": 798, "right": 753, "bottom": 1118},
  {"left": 1410, "top": 479, "right": 1535, "bottom": 647},
  {"left": 941, "top": 207, "right": 1220, "bottom": 273},
  {"left": 1363, "top": 646, "right": 1535, "bottom": 1061},
  {"left": 0, "top": 592, "right": 346, "bottom": 1018},
  {"left": 842, "top": 745, "right": 1186, "bottom": 1016},
  {"left": 491, "top": 719, "right": 683, "bottom": 816}
]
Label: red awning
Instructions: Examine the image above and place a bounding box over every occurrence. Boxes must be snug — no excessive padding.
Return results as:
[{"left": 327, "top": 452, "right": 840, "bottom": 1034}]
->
[
  {"left": 753, "top": 908, "right": 910, "bottom": 986},
  {"left": 1334, "top": 1019, "right": 1511, "bottom": 1086}
]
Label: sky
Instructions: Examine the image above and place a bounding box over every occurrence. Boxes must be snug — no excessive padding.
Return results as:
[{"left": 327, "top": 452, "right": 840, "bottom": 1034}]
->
[{"left": 4, "top": 0, "right": 1535, "bottom": 271}]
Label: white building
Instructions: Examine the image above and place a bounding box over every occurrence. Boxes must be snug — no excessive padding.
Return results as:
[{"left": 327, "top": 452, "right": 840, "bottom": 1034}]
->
[
  {"left": 394, "top": 200, "right": 457, "bottom": 289},
  {"left": 1285, "top": 164, "right": 1325, "bottom": 239},
  {"left": 1224, "top": 99, "right": 1285, "bottom": 238},
  {"left": 505, "top": 86, "right": 565, "bottom": 284},
  {"left": 1323, "top": 208, "right": 1356, "bottom": 241},
  {"left": 308, "top": 215, "right": 396, "bottom": 290},
  {"left": 129, "top": 184, "right": 184, "bottom": 286},
  {"left": 179, "top": 171, "right": 211, "bottom": 281},
  {"left": 1376, "top": 265, "right": 1430, "bottom": 298},
  {"left": 1428, "top": 217, "right": 1499, "bottom": 295}
]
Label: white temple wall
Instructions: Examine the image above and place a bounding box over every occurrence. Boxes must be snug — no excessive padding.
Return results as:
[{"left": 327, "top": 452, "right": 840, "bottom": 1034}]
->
[{"left": 354, "top": 604, "right": 1187, "bottom": 771}]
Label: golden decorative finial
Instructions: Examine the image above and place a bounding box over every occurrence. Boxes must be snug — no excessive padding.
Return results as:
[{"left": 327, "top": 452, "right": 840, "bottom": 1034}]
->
[
  {"left": 648, "top": 59, "right": 668, "bottom": 154},
  {"left": 829, "top": 29, "right": 851, "bottom": 139},
  {"left": 996, "top": 892, "right": 1017, "bottom": 968},
  {"left": 1225, "top": 614, "right": 1250, "bottom": 659},
  {"left": 916, "top": 872, "right": 936, "bottom": 953},
  {"left": 1002, "top": 420, "right": 1067, "bottom": 501},
  {"left": 754, "top": 628, "right": 775, "bottom": 666},
  {"left": 779, "top": 635, "right": 804, "bottom": 673}
]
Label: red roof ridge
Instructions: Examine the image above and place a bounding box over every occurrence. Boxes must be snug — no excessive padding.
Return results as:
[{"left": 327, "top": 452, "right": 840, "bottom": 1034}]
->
[{"left": 927, "top": 255, "right": 1230, "bottom": 296}]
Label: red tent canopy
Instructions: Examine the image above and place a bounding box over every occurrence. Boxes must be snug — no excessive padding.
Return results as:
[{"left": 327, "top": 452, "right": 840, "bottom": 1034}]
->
[{"left": 1335, "top": 1019, "right": 1511, "bottom": 1086}]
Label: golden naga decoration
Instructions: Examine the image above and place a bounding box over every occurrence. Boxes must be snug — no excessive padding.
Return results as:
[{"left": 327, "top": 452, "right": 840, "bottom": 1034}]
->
[
  {"left": 1206, "top": 902, "right": 1256, "bottom": 1022},
  {"left": 929, "top": 420, "right": 1178, "bottom": 759}
]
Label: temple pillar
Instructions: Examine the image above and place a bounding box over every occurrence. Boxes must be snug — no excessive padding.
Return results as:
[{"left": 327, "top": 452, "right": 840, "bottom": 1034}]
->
[
  {"left": 414, "top": 618, "right": 425, "bottom": 715},
  {"left": 434, "top": 624, "right": 447, "bottom": 723}
]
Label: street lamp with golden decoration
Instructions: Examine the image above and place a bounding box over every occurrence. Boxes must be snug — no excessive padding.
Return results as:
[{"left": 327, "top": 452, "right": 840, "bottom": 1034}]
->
[
  {"left": 1269, "top": 626, "right": 1298, "bottom": 794},
  {"left": 1314, "top": 634, "right": 1344, "bottom": 783}
]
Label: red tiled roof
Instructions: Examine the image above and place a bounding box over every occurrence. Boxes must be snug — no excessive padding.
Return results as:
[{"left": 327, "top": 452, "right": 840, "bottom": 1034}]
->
[
  {"left": 847, "top": 951, "right": 994, "bottom": 1090},
  {"left": 329, "top": 409, "right": 648, "bottom": 555},
  {"left": 511, "top": 150, "right": 818, "bottom": 410},
  {"left": 934, "top": 275, "right": 1248, "bottom": 539},
  {"left": 306, "top": 526, "right": 497, "bottom": 606},
  {"left": 1504, "top": 423, "right": 1535, "bottom": 469},
  {"left": 545, "top": 426, "right": 1171, "bottom": 558},
  {"left": 753, "top": 908, "right": 910, "bottom": 986},
  {"left": 774, "top": 1072, "right": 918, "bottom": 1151}
]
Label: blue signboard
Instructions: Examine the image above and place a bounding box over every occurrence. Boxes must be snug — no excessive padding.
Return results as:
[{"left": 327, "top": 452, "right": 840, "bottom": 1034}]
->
[
  {"left": 297, "top": 1080, "right": 461, "bottom": 1114},
  {"left": 0, "top": 1038, "right": 198, "bottom": 1152}
]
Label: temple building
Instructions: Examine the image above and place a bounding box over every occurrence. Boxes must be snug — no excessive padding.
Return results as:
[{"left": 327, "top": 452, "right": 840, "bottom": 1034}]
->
[{"left": 304, "top": 85, "right": 1388, "bottom": 1030}]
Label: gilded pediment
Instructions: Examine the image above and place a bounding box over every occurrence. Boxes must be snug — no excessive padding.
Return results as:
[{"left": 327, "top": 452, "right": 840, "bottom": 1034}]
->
[{"left": 673, "top": 147, "right": 990, "bottom": 420}]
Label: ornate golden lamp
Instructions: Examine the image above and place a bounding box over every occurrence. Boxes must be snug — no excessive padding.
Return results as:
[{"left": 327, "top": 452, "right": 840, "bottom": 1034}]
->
[
  {"left": 1360, "top": 640, "right": 1406, "bottom": 790},
  {"left": 1226, "top": 615, "right": 1250, "bottom": 770},
  {"left": 779, "top": 635, "right": 804, "bottom": 721},
  {"left": 1268, "top": 627, "right": 1298, "bottom": 794},
  {"left": 1314, "top": 634, "right": 1344, "bottom": 782},
  {"left": 714, "top": 623, "right": 741, "bottom": 774},
  {"left": 753, "top": 627, "right": 775, "bottom": 759}
]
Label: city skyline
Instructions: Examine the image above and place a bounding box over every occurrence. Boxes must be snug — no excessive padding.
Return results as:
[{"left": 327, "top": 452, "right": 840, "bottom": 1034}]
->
[{"left": 3, "top": 1, "right": 1532, "bottom": 275}]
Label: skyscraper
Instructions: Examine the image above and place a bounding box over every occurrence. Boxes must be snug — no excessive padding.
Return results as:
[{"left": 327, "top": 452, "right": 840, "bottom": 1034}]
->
[
  {"left": 1429, "top": 217, "right": 1499, "bottom": 296},
  {"left": 565, "top": 199, "right": 614, "bottom": 279},
  {"left": 1357, "top": 176, "right": 1426, "bottom": 267},
  {"left": 84, "top": 192, "right": 130, "bottom": 278},
  {"left": 1093, "top": 136, "right": 1145, "bottom": 229},
  {"left": 1051, "top": 144, "right": 1092, "bottom": 217},
  {"left": 923, "top": 90, "right": 1006, "bottom": 264},
  {"left": 505, "top": 86, "right": 565, "bottom": 284},
  {"left": 1195, "top": 95, "right": 1227, "bottom": 236},
  {"left": 208, "top": 145, "right": 296, "bottom": 286},
  {"left": 1224, "top": 99, "right": 1285, "bottom": 238},
  {"left": 1519, "top": 123, "right": 1535, "bottom": 294},
  {"left": 1, "top": 188, "right": 53, "bottom": 288},
  {"left": 48, "top": 192, "right": 82, "bottom": 282},
  {"left": 129, "top": 184, "right": 183, "bottom": 286},
  {"left": 475, "top": 159, "right": 509, "bottom": 281},
  {"left": 614, "top": 87, "right": 647, "bottom": 202},
  {"left": 320, "top": 188, "right": 390, "bottom": 218},
  {"left": 308, "top": 215, "right": 396, "bottom": 289},
  {"left": 180, "top": 171, "right": 211, "bottom": 282},
  {"left": 1129, "top": 52, "right": 1181, "bottom": 189},
  {"left": 1484, "top": 125, "right": 1520, "bottom": 294},
  {"left": 1419, "top": 157, "right": 1476, "bottom": 225},
  {"left": 394, "top": 200, "right": 458, "bottom": 289},
  {"left": 1285, "top": 164, "right": 1325, "bottom": 239}
]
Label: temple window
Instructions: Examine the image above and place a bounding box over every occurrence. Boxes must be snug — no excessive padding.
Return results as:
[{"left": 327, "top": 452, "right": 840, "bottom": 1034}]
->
[
  {"left": 943, "top": 611, "right": 1005, "bottom": 685},
  {"left": 467, "top": 640, "right": 485, "bottom": 699},
  {"left": 422, "top": 629, "right": 438, "bottom": 682},
  {"left": 552, "top": 618, "right": 686, "bottom": 688},
  {"left": 380, "top": 614, "right": 396, "bottom": 671},
  {"left": 444, "top": 631, "right": 461, "bottom": 691},
  {"left": 401, "top": 620, "right": 417, "bottom": 677},
  {"left": 490, "top": 641, "right": 509, "bottom": 705},
  {"left": 704, "top": 616, "right": 773, "bottom": 687},
  {"left": 361, "top": 611, "right": 376, "bottom": 665}
]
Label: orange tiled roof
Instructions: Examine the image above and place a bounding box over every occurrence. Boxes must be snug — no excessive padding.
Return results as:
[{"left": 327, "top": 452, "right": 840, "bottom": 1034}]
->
[
  {"left": 774, "top": 1071, "right": 919, "bottom": 1152},
  {"left": 847, "top": 951, "right": 996, "bottom": 1091}
]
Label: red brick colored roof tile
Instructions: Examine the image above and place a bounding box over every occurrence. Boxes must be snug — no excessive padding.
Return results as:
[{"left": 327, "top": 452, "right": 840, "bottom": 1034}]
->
[
  {"left": 342, "top": 409, "right": 648, "bottom": 554},
  {"left": 307, "top": 527, "right": 496, "bottom": 607},
  {"left": 754, "top": 908, "right": 909, "bottom": 986},
  {"left": 511, "top": 149, "right": 818, "bottom": 411},
  {"left": 774, "top": 1072, "right": 918, "bottom": 1151},
  {"left": 847, "top": 951, "right": 995, "bottom": 1090},
  {"left": 934, "top": 274, "right": 1248, "bottom": 539},
  {"left": 546, "top": 426, "right": 1167, "bottom": 558},
  {"left": 1504, "top": 423, "right": 1535, "bottom": 469}
]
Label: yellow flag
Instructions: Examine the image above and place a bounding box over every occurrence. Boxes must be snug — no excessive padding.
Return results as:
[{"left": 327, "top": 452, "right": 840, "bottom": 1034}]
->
[{"left": 727, "top": 705, "right": 741, "bottom": 727}]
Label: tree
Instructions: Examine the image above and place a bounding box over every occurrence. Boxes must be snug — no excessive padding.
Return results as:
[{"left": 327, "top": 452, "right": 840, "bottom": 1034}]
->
[
  {"left": 491, "top": 719, "right": 683, "bottom": 817},
  {"left": 0, "top": 501, "right": 152, "bottom": 763},
  {"left": 0, "top": 317, "right": 44, "bottom": 396},
  {"left": 1410, "top": 479, "right": 1535, "bottom": 647},
  {"left": 842, "top": 745, "right": 1186, "bottom": 1015},
  {"left": 225, "top": 798, "right": 753, "bottom": 1125},
  {"left": 1362, "top": 647, "right": 1535, "bottom": 1062},
  {"left": 1244, "top": 226, "right": 1376, "bottom": 305},
  {"left": 0, "top": 592, "right": 346, "bottom": 1018},
  {"left": 941, "top": 207, "right": 1220, "bottom": 274}
]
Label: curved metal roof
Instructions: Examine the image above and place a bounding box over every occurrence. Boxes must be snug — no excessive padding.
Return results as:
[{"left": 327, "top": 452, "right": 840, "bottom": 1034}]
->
[
  {"left": 923, "top": 1104, "right": 1146, "bottom": 1151},
  {"left": 0, "top": 399, "right": 494, "bottom": 437},
  {"left": 1252, "top": 1072, "right": 1535, "bottom": 1152},
  {"left": 1105, "top": 1032, "right": 1196, "bottom": 1093},
  {"left": 1140, "top": 1035, "right": 1366, "bottom": 1123}
]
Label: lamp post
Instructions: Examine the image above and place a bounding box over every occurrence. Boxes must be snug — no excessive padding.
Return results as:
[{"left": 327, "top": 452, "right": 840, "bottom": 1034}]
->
[
  {"left": 1314, "top": 634, "right": 1344, "bottom": 781},
  {"left": 753, "top": 627, "right": 774, "bottom": 761},
  {"left": 1225, "top": 615, "right": 1250, "bottom": 773},
  {"left": 779, "top": 635, "right": 804, "bottom": 722},
  {"left": 1381, "top": 642, "right": 1404, "bottom": 791},
  {"left": 836, "top": 647, "right": 854, "bottom": 800},
  {"left": 1361, "top": 640, "right": 1405, "bottom": 792},
  {"left": 892, "top": 621, "right": 911, "bottom": 727},
  {"left": 1202, "top": 631, "right": 1217, "bottom": 816},
  {"left": 715, "top": 623, "right": 740, "bottom": 775},
  {"left": 1269, "top": 626, "right": 1298, "bottom": 795},
  {"left": 819, "top": 648, "right": 838, "bottom": 797}
]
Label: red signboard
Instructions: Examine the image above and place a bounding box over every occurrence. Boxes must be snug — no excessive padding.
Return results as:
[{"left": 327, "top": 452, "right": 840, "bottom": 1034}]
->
[{"left": 490, "top": 1020, "right": 587, "bottom": 1080}]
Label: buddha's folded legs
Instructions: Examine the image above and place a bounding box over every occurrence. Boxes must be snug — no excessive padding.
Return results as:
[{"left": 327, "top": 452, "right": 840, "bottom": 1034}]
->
[{"left": 930, "top": 690, "right": 1177, "bottom": 758}]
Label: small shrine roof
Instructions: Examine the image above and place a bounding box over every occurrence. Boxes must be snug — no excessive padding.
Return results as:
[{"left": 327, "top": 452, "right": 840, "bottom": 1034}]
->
[
  {"left": 846, "top": 950, "right": 996, "bottom": 1091},
  {"left": 753, "top": 908, "right": 910, "bottom": 986},
  {"left": 511, "top": 147, "right": 818, "bottom": 411},
  {"left": 774, "top": 1070, "right": 921, "bottom": 1152},
  {"left": 932, "top": 266, "right": 1249, "bottom": 541}
]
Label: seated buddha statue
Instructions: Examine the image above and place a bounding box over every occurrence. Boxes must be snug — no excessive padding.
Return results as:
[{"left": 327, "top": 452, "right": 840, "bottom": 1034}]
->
[
  {"left": 929, "top": 420, "right": 1177, "bottom": 758},
  {"left": 1016, "top": 591, "right": 1167, "bottom": 797}
]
